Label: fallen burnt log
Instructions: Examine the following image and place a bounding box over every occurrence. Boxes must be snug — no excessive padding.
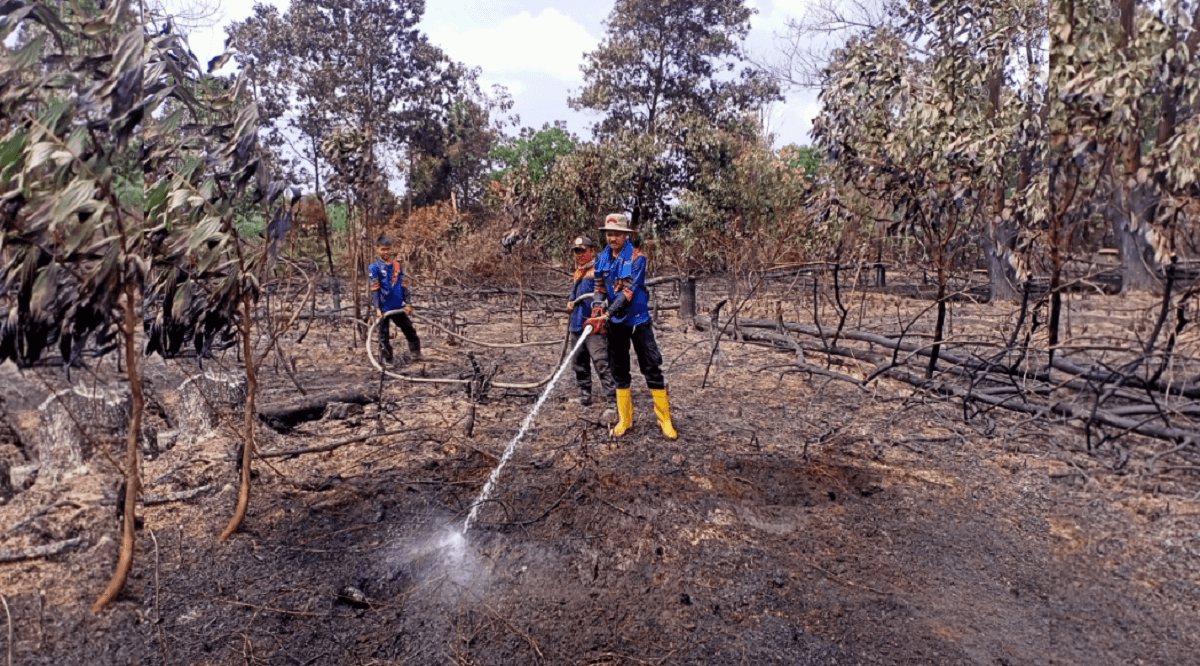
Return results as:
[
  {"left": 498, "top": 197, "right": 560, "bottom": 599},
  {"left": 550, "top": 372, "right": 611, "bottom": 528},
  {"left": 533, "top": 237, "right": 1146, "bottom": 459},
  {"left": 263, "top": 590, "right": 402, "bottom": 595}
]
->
[
  {"left": 257, "top": 384, "right": 377, "bottom": 430},
  {"left": 1050, "top": 356, "right": 1200, "bottom": 400},
  {"left": 693, "top": 316, "right": 1200, "bottom": 449},
  {"left": 702, "top": 316, "right": 1200, "bottom": 400},
  {"left": 697, "top": 315, "right": 999, "bottom": 374},
  {"left": 256, "top": 427, "right": 421, "bottom": 458}
]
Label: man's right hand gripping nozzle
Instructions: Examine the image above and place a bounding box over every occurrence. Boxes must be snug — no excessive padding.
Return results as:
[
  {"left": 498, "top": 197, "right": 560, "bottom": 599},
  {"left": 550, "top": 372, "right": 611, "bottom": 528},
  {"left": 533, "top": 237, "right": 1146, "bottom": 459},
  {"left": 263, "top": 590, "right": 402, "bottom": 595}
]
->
[{"left": 584, "top": 304, "right": 609, "bottom": 335}]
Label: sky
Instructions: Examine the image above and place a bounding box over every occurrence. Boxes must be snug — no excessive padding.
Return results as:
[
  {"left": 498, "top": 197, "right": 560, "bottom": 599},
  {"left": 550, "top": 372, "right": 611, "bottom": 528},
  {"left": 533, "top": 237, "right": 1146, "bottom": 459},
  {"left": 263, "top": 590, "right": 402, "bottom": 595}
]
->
[{"left": 179, "top": 0, "right": 823, "bottom": 150}]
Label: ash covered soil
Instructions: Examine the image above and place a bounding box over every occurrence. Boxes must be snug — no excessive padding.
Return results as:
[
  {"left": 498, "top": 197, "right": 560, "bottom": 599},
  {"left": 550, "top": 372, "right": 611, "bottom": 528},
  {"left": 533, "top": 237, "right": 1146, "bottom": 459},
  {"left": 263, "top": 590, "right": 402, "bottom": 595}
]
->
[{"left": 1, "top": 283, "right": 1198, "bottom": 666}]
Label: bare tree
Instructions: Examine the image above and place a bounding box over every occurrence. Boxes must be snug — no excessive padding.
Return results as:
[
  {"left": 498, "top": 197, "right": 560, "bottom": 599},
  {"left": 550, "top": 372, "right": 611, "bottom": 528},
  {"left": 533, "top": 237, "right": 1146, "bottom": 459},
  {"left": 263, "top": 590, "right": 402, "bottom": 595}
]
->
[
  {"left": 145, "top": 0, "right": 224, "bottom": 34},
  {"left": 761, "top": 0, "right": 900, "bottom": 91}
]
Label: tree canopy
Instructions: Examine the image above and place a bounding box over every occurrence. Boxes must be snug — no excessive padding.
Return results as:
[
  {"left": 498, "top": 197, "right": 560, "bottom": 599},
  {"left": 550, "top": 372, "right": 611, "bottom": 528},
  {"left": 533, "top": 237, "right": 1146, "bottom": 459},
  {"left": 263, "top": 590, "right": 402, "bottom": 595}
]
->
[
  {"left": 490, "top": 123, "right": 579, "bottom": 186},
  {"left": 228, "top": 0, "right": 470, "bottom": 205},
  {"left": 570, "top": 0, "right": 780, "bottom": 230}
]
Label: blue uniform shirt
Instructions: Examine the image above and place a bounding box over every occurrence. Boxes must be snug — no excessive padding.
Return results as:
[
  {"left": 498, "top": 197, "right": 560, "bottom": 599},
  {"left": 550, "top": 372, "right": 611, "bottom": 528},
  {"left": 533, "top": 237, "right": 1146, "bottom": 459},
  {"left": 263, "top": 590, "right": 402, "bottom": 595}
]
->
[
  {"left": 369, "top": 258, "right": 409, "bottom": 311},
  {"left": 569, "top": 263, "right": 596, "bottom": 333},
  {"left": 594, "top": 239, "right": 651, "bottom": 327}
]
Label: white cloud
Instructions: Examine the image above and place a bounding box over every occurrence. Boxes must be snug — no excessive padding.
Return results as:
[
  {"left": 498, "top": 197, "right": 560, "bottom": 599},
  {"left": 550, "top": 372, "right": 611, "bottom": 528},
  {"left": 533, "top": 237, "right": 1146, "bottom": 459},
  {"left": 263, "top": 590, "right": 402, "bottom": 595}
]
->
[
  {"left": 425, "top": 8, "right": 598, "bottom": 83},
  {"left": 773, "top": 97, "right": 822, "bottom": 144}
]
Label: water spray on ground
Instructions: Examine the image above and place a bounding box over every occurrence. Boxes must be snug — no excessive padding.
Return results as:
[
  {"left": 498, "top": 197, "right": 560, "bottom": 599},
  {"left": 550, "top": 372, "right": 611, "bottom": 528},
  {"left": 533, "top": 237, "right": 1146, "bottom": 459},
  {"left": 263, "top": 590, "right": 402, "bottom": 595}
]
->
[{"left": 459, "top": 326, "right": 593, "bottom": 533}]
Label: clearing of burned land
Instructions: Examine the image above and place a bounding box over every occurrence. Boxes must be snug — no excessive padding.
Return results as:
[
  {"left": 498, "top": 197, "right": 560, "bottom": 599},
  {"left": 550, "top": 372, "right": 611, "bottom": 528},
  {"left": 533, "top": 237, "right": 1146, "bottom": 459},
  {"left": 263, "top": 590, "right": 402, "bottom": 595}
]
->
[{"left": 1, "top": 270, "right": 1197, "bottom": 666}]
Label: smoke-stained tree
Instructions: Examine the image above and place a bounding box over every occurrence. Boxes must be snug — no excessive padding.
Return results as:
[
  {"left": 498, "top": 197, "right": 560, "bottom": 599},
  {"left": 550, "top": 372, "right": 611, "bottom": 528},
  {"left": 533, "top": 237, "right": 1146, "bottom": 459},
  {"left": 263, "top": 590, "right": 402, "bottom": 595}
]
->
[
  {"left": 814, "top": 0, "right": 1048, "bottom": 374},
  {"left": 1, "top": 0, "right": 288, "bottom": 611},
  {"left": 570, "top": 0, "right": 780, "bottom": 231},
  {"left": 408, "top": 82, "right": 514, "bottom": 210}
]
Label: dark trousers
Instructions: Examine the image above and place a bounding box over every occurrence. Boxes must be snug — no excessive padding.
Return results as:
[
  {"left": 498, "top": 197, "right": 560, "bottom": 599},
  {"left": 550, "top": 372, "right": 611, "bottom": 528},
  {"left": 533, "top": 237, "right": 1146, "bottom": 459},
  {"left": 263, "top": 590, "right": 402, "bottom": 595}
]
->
[
  {"left": 569, "top": 330, "right": 616, "bottom": 401},
  {"left": 607, "top": 321, "right": 666, "bottom": 390},
  {"left": 379, "top": 311, "right": 420, "bottom": 362}
]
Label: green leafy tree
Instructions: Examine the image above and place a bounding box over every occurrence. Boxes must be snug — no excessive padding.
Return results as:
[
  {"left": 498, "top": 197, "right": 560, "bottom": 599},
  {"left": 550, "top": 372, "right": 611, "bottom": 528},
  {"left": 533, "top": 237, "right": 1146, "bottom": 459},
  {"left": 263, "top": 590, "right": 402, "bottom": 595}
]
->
[
  {"left": 490, "top": 122, "right": 579, "bottom": 185},
  {"left": 520, "top": 135, "right": 644, "bottom": 249},
  {"left": 408, "top": 82, "right": 514, "bottom": 210},
  {"left": 673, "top": 128, "right": 814, "bottom": 274},
  {"left": 570, "top": 0, "right": 780, "bottom": 230},
  {"left": 224, "top": 3, "right": 330, "bottom": 192},
  {"left": 1056, "top": 0, "right": 1200, "bottom": 292},
  {"left": 780, "top": 145, "right": 822, "bottom": 181}
]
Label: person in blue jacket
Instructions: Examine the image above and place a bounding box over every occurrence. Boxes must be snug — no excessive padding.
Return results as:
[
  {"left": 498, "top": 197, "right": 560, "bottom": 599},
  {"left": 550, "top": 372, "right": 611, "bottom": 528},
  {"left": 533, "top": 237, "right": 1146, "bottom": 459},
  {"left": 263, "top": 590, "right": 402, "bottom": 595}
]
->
[
  {"left": 369, "top": 236, "right": 421, "bottom": 363},
  {"left": 566, "top": 235, "right": 616, "bottom": 416},
  {"left": 584, "top": 214, "right": 677, "bottom": 439}
]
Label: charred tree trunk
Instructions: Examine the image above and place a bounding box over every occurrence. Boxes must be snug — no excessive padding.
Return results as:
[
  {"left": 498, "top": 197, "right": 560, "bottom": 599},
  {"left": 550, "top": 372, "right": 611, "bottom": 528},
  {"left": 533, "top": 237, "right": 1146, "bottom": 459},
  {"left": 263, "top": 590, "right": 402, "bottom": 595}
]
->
[
  {"left": 983, "top": 237, "right": 1020, "bottom": 302},
  {"left": 312, "top": 137, "right": 340, "bottom": 312},
  {"left": 350, "top": 206, "right": 362, "bottom": 346},
  {"left": 1110, "top": 196, "right": 1162, "bottom": 292},
  {"left": 1110, "top": 0, "right": 1162, "bottom": 294},
  {"left": 92, "top": 282, "right": 143, "bottom": 614},
  {"left": 220, "top": 294, "right": 257, "bottom": 543},
  {"left": 926, "top": 281, "right": 947, "bottom": 380},
  {"left": 517, "top": 250, "right": 526, "bottom": 344},
  {"left": 680, "top": 277, "right": 697, "bottom": 322},
  {"left": 984, "top": 42, "right": 1020, "bottom": 303}
]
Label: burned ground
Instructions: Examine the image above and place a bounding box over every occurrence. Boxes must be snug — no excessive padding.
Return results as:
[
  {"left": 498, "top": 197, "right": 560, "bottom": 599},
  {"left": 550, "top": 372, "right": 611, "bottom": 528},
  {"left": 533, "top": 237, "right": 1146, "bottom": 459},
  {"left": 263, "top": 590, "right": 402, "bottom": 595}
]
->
[{"left": 1, "top": 277, "right": 1198, "bottom": 665}]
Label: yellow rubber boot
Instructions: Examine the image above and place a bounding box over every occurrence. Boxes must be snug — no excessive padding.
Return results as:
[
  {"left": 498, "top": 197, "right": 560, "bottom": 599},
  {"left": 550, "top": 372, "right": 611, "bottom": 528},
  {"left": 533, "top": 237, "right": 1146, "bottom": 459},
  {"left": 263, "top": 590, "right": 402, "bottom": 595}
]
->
[
  {"left": 612, "top": 388, "right": 633, "bottom": 437},
  {"left": 652, "top": 388, "right": 678, "bottom": 440}
]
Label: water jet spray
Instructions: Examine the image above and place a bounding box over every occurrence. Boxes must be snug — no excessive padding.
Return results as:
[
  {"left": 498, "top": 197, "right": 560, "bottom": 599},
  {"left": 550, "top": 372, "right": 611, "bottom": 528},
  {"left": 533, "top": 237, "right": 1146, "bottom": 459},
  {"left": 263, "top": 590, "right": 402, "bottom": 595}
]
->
[{"left": 459, "top": 325, "right": 594, "bottom": 534}]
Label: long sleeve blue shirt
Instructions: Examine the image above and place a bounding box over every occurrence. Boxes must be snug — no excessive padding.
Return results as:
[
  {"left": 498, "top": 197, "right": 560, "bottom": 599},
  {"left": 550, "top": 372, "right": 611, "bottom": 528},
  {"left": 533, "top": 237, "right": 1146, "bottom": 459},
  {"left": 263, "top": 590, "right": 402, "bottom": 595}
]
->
[
  {"left": 594, "top": 240, "right": 651, "bottom": 327},
  {"left": 569, "top": 263, "right": 597, "bottom": 333}
]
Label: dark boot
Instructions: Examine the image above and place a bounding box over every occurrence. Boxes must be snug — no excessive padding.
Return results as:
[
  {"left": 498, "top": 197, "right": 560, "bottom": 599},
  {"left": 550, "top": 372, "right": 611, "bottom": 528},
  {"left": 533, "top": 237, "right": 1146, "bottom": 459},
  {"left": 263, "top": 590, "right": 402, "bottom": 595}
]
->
[
  {"left": 569, "top": 387, "right": 592, "bottom": 406},
  {"left": 408, "top": 338, "right": 422, "bottom": 361}
]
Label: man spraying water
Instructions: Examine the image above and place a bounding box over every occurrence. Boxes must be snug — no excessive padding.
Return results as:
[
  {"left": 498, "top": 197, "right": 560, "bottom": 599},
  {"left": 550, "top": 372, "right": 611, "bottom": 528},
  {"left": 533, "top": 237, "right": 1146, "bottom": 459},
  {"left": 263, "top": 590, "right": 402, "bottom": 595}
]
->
[{"left": 587, "top": 214, "right": 678, "bottom": 440}]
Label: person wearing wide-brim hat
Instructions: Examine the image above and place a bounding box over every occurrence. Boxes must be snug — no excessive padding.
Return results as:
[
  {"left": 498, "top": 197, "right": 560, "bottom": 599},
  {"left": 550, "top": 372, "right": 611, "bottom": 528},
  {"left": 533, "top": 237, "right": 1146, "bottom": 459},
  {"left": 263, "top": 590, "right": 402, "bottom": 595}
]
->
[{"left": 583, "top": 213, "right": 678, "bottom": 439}]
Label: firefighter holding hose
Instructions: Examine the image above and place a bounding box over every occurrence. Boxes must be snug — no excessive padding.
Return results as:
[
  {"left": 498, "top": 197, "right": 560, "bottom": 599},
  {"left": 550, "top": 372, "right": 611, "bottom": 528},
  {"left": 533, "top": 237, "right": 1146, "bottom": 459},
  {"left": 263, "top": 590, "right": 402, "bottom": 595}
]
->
[
  {"left": 370, "top": 236, "right": 422, "bottom": 364},
  {"left": 584, "top": 214, "right": 678, "bottom": 439},
  {"left": 566, "top": 235, "right": 617, "bottom": 419}
]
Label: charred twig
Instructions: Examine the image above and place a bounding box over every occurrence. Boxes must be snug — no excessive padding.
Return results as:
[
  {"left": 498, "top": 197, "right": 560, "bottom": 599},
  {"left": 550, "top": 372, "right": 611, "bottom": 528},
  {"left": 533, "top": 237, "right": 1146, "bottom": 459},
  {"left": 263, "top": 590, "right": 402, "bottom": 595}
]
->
[
  {"left": 274, "top": 342, "right": 307, "bottom": 396},
  {"left": 1145, "top": 442, "right": 1198, "bottom": 475},
  {"left": 206, "top": 595, "right": 324, "bottom": 617},
  {"left": 798, "top": 557, "right": 893, "bottom": 596},
  {"left": 411, "top": 312, "right": 560, "bottom": 348},
  {"left": 812, "top": 274, "right": 830, "bottom": 355},
  {"left": 0, "top": 538, "right": 85, "bottom": 563},
  {"left": 150, "top": 529, "right": 161, "bottom": 623},
  {"left": 6, "top": 501, "right": 81, "bottom": 536},
  {"left": 701, "top": 300, "right": 728, "bottom": 389},
  {"left": 830, "top": 261, "right": 851, "bottom": 350},
  {"left": 1, "top": 594, "right": 10, "bottom": 666},
  {"left": 481, "top": 601, "right": 545, "bottom": 663},
  {"left": 143, "top": 485, "right": 215, "bottom": 505},
  {"left": 253, "top": 258, "right": 316, "bottom": 367},
  {"left": 515, "top": 483, "right": 576, "bottom": 527}
]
